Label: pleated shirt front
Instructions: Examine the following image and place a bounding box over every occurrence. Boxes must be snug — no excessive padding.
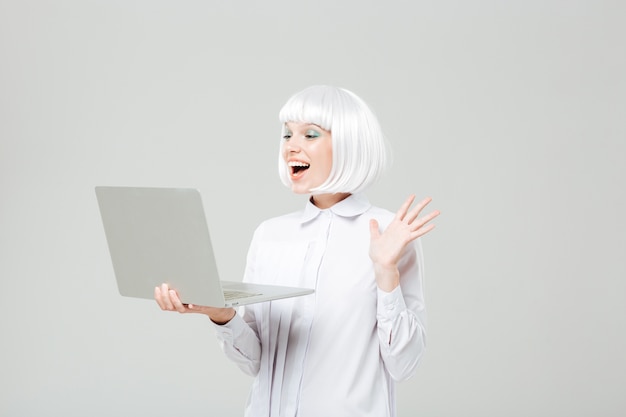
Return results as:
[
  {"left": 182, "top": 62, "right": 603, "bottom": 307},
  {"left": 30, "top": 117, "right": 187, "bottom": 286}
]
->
[{"left": 213, "top": 194, "right": 427, "bottom": 417}]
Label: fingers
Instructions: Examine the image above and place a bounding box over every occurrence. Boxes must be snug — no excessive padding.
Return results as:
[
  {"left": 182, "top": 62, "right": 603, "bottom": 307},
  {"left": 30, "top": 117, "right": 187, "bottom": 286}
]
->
[
  {"left": 405, "top": 196, "right": 432, "bottom": 224},
  {"left": 397, "top": 195, "right": 440, "bottom": 238},
  {"left": 410, "top": 209, "right": 440, "bottom": 233},
  {"left": 168, "top": 289, "right": 188, "bottom": 313},
  {"left": 394, "top": 194, "right": 416, "bottom": 221},
  {"left": 154, "top": 284, "right": 170, "bottom": 310},
  {"left": 154, "top": 283, "right": 187, "bottom": 313},
  {"left": 411, "top": 222, "right": 436, "bottom": 239}
]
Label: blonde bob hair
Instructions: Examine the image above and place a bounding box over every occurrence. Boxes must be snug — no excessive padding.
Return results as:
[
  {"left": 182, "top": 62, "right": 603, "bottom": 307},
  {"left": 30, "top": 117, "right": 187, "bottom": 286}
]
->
[{"left": 278, "top": 85, "right": 389, "bottom": 195}]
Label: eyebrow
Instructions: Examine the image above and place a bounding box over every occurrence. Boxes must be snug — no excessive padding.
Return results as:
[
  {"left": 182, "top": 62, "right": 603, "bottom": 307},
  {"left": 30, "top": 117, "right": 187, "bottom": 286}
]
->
[{"left": 285, "top": 122, "right": 324, "bottom": 130}]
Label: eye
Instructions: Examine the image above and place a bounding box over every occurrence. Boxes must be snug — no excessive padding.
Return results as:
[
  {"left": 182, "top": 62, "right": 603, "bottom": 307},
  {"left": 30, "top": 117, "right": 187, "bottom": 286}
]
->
[
  {"left": 305, "top": 129, "right": 321, "bottom": 139},
  {"left": 282, "top": 130, "right": 293, "bottom": 140}
]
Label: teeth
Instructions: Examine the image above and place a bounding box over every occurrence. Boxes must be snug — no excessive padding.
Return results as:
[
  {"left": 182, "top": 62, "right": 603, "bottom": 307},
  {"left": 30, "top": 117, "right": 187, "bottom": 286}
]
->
[{"left": 288, "top": 161, "right": 310, "bottom": 167}]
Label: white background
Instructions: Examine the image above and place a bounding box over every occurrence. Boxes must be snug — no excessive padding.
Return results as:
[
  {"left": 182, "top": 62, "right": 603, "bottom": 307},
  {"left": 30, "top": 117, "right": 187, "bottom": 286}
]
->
[{"left": 1, "top": 1, "right": 624, "bottom": 416}]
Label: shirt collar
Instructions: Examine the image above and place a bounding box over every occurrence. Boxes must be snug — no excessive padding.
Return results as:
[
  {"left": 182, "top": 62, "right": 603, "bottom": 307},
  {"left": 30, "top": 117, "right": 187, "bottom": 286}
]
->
[{"left": 300, "top": 193, "right": 371, "bottom": 224}]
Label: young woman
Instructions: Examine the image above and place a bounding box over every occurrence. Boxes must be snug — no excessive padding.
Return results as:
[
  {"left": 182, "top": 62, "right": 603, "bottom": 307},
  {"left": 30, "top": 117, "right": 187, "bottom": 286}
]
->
[{"left": 155, "top": 85, "right": 439, "bottom": 417}]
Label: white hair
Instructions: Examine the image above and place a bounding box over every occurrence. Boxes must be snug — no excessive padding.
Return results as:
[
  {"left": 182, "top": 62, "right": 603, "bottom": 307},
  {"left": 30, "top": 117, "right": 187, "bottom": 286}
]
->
[{"left": 277, "top": 85, "right": 389, "bottom": 194}]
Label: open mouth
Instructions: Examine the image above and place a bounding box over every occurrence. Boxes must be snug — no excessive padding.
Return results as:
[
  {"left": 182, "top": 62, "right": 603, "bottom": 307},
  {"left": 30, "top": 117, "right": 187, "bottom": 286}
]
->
[{"left": 289, "top": 161, "right": 310, "bottom": 177}]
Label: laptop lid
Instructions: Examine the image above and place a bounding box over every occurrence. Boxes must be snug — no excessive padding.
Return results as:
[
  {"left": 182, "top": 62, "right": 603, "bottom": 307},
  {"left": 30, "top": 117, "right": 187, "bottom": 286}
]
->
[
  {"left": 95, "top": 186, "right": 314, "bottom": 308},
  {"left": 96, "top": 186, "right": 229, "bottom": 307}
]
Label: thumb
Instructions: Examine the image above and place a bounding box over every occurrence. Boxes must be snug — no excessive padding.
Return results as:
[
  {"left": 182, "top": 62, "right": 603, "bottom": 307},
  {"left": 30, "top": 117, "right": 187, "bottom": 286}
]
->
[{"left": 369, "top": 219, "right": 380, "bottom": 239}]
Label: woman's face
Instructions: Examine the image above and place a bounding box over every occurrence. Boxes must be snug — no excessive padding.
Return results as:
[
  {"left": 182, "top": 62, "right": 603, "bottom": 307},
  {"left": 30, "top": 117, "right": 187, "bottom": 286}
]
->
[{"left": 281, "top": 121, "right": 333, "bottom": 195}]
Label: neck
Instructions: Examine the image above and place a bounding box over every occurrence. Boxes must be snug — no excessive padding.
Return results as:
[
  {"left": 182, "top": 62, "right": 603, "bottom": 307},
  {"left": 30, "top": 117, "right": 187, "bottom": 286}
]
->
[{"left": 310, "top": 192, "right": 351, "bottom": 209}]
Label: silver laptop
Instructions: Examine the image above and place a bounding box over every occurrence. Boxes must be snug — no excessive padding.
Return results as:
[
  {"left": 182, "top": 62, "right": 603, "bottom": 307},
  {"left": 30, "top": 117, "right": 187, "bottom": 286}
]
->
[{"left": 95, "top": 186, "right": 314, "bottom": 307}]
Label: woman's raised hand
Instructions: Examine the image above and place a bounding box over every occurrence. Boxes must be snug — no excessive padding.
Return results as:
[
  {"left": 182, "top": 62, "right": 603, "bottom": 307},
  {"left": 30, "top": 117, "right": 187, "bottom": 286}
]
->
[
  {"left": 154, "top": 283, "right": 236, "bottom": 324},
  {"left": 369, "top": 195, "right": 439, "bottom": 291}
]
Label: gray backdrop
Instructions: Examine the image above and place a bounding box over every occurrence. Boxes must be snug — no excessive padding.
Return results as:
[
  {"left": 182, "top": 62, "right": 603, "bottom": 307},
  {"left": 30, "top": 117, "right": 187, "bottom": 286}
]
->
[{"left": 1, "top": 1, "right": 624, "bottom": 416}]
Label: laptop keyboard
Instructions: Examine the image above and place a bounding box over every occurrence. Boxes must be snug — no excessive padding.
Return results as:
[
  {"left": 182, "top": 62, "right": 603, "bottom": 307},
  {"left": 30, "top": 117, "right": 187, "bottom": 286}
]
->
[{"left": 223, "top": 289, "right": 262, "bottom": 301}]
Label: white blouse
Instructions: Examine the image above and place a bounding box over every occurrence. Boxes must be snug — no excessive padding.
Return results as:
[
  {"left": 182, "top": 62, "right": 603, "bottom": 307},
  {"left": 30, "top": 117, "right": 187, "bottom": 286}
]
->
[{"left": 213, "top": 193, "right": 427, "bottom": 417}]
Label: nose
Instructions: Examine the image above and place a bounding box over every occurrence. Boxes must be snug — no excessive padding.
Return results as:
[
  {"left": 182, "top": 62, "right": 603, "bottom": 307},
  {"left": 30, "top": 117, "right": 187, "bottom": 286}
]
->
[{"left": 284, "top": 140, "right": 301, "bottom": 153}]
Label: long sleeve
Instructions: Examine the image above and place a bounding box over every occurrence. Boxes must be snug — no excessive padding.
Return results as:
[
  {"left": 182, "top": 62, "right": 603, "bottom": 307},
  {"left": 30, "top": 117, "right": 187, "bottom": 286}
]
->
[
  {"left": 213, "top": 311, "right": 262, "bottom": 376},
  {"left": 376, "top": 239, "right": 427, "bottom": 381},
  {"left": 211, "top": 224, "right": 265, "bottom": 377}
]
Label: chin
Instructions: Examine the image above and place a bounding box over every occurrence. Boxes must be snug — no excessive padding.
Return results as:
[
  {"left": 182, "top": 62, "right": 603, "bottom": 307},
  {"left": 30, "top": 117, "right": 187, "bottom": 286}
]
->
[
  {"left": 290, "top": 187, "right": 310, "bottom": 195},
  {"left": 289, "top": 182, "right": 314, "bottom": 195}
]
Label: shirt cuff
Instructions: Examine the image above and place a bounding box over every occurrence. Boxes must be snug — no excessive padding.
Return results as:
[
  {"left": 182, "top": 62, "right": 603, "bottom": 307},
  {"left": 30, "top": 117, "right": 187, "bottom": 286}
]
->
[
  {"left": 377, "top": 285, "right": 407, "bottom": 321},
  {"left": 212, "top": 313, "right": 247, "bottom": 341}
]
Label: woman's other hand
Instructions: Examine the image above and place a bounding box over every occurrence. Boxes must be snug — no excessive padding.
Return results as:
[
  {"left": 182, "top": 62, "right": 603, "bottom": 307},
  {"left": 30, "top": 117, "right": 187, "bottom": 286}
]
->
[
  {"left": 369, "top": 195, "right": 439, "bottom": 292},
  {"left": 154, "top": 283, "right": 236, "bottom": 325}
]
